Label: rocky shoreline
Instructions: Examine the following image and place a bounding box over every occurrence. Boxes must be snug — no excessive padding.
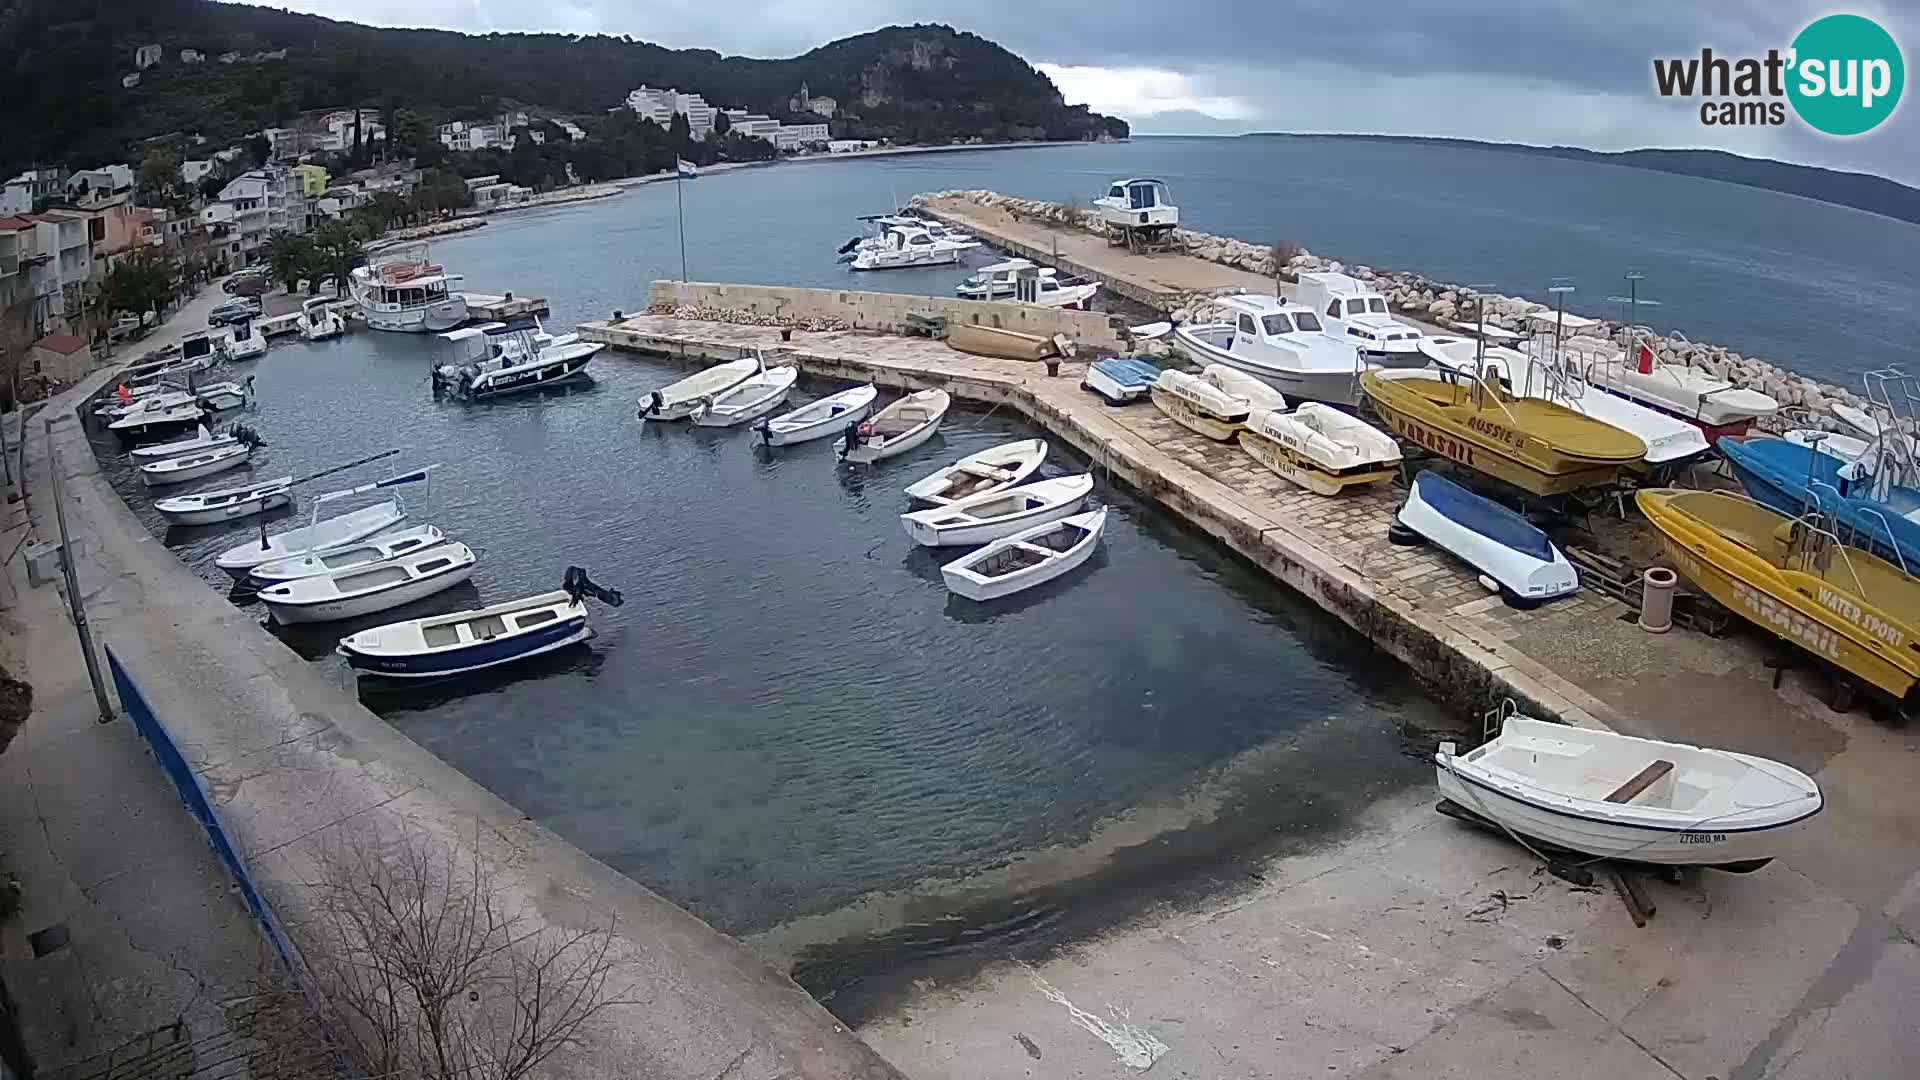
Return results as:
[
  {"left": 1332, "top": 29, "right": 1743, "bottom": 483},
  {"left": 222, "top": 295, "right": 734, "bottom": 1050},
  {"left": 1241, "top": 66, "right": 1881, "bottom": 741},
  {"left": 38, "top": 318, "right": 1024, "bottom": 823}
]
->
[{"left": 914, "top": 190, "right": 1885, "bottom": 434}]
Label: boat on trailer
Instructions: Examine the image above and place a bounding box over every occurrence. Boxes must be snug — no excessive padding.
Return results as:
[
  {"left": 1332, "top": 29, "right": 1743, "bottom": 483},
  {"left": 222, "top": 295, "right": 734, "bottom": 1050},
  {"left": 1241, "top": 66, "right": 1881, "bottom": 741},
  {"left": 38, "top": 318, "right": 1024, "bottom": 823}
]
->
[
  {"left": 1239, "top": 405, "right": 1401, "bottom": 496},
  {"left": 258, "top": 541, "right": 477, "bottom": 625},
  {"left": 942, "top": 508, "right": 1107, "bottom": 601},
  {"left": 901, "top": 474, "right": 1095, "bottom": 547},
  {"left": 338, "top": 568, "right": 623, "bottom": 679},
  {"left": 840, "top": 389, "right": 951, "bottom": 463},
  {"left": 1397, "top": 470, "right": 1579, "bottom": 606},
  {"left": 905, "top": 439, "right": 1048, "bottom": 506},
  {"left": 248, "top": 525, "right": 448, "bottom": 586},
  {"left": 1436, "top": 709, "right": 1821, "bottom": 872},
  {"left": 638, "top": 358, "right": 760, "bottom": 421},
  {"left": 755, "top": 384, "right": 878, "bottom": 446},
  {"left": 154, "top": 476, "right": 292, "bottom": 526}
]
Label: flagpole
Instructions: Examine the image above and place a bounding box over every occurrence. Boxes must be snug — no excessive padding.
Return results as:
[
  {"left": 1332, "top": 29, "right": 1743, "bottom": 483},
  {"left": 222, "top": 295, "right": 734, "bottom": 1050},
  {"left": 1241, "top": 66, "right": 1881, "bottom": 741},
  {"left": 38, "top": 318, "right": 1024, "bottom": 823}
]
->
[{"left": 675, "top": 165, "right": 689, "bottom": 282}]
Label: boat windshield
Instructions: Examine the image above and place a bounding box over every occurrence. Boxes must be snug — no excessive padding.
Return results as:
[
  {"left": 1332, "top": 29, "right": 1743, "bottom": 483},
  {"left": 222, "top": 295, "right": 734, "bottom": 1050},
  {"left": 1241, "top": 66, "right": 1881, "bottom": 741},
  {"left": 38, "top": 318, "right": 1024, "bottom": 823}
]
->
[
  {"left": 1291, "top": 311, "right": 1324, "bottom": 332},
  {"left": 1261, "top": 314, "right": 1296, "bottom": 336},
  {"left": 1369, "top": 298, "right": 1389, "bottom": 313}
]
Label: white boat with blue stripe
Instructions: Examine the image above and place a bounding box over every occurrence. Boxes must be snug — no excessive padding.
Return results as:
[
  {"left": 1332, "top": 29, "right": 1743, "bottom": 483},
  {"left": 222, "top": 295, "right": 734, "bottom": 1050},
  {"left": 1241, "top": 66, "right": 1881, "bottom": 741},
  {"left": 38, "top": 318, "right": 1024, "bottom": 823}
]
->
[
  {"left": 338, "top": 568, "right": 624, "bottom": 679},
  {"left": 1396, "top": 470, "right": 1578, "bottom": 606}
]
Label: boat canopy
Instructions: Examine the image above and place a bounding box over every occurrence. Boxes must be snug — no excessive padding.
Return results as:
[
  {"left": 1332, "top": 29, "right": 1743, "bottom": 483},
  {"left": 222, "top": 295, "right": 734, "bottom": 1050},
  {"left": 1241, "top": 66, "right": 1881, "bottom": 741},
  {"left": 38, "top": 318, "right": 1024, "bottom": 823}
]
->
[{"left": 1106, "top": 178, "right": 1171, "bottom": 209}]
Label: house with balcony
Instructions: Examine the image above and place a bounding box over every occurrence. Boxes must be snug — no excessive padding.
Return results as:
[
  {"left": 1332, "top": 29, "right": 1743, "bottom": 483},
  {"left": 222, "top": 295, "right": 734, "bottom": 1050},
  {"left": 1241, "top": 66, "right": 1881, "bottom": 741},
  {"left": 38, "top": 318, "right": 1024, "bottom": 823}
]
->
[
  {"left": 215, "top": 174, "right": 274, "bottom": 261},
  {"left": 2, "top": 169, "right": 68, "bottom": 215}
]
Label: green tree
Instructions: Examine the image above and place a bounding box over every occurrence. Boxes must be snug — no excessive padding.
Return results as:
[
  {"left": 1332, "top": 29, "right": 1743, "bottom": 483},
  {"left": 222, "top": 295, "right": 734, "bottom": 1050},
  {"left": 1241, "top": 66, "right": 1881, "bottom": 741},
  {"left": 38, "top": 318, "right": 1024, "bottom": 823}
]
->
[
  {"left": 138, "top": 146, "right": 181, "bottom": 207},
  {"left": 309, "top": 220, "right": 364, "bottom": 297},
  {"left": 246, "top": 134, "right": 271, "bottom": 167},
  {"left": 99, "top": 253, "right": 174, "bottom": 320},
  {"left": 264, "top": 231, "right": 314, "bottom": 293},
  {"left": 713, "top": 110, "right": 731, "bottom": 137}
]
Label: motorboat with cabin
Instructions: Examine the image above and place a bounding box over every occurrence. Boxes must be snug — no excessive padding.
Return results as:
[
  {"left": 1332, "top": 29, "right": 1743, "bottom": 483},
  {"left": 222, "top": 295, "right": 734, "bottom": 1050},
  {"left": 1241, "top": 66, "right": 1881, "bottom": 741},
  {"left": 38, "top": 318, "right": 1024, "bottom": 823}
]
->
[
  {"left": 941, "top": 508, "right": 1107, "bottom": 602},
  {"left": 434, "top": 319, "right": 604, "bottom": 400},
  {"left": 840, "top": 389, "right": 951, "bottom": 463},
  {"left": 108, "top": 395, "right": 206, "bottom": 439},
  {"left": 1240, "top": 403, "right": 1402, "bottom": 496},
  {"left": 1398, "top": 470, "right": 1579, "bottom": 605},
  {"left": 1294, "top": 272, "right": 1425, "bottom": 367},
  {"left": 218, "top": 317, "right": 268, "bottom": 361},
  {"left": 1173, "top": 294, "right": 1367, "bottom": 407},
  {"left": 845, "top": 223, "right": 971, "bottom": 271},
  {"left": 1584, "top": 333, "right": 1779, "bottom": 439},
  {"left": 350, "top": 244, "right": 468, "bottom": 333},
  {"left": 957, "top": 259, "right": 1052, "bottom": 300},
  {"left": 300, "top": 297, "right": 347, "bottom": 341},
  {"left": 1095, "top": 178, "right": 1179, "bottom": 252},
  {"left": 337, "top": 567, "right": 623, "bottom": 679}
]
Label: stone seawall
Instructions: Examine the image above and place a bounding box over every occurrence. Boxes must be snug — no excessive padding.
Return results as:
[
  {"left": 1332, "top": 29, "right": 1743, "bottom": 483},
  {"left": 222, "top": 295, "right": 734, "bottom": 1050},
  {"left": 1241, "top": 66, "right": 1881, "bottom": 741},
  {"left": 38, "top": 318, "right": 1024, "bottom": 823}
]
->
[{"left": 914, "top": 189, "right": 1882, "bottom": 435}]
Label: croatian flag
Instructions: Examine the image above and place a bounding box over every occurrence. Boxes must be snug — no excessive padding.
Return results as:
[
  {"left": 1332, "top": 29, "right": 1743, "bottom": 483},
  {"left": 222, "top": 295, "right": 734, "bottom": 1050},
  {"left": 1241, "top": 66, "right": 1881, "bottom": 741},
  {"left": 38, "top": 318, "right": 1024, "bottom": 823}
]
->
[{"left": 676, "top": 158, "right": 698, "bottom": 179}]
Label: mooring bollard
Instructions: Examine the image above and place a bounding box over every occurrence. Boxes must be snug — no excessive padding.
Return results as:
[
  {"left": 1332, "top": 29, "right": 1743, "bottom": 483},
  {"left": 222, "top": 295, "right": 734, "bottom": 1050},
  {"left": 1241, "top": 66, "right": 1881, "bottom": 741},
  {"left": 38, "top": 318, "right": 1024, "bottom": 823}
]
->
[
  {"left": 1639, "top": 567, "right": 1676, "bottom": 633},
  {"left": 1044, "top": 358, "right": 1061, "bottom": 378},
  {"left": 781, "top": 328, "right": 793, "bottom": 343}
]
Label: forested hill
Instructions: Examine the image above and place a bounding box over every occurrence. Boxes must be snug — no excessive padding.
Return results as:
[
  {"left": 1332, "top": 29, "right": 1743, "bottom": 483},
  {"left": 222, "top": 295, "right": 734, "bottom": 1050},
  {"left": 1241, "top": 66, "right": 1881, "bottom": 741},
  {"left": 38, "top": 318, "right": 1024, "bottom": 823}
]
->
[
  {"left": 0, "top": 0, "right": 1126, "bottom": 174},
  {"left": 1245, "top": 133, "right": 1920, "bottom": 226}
]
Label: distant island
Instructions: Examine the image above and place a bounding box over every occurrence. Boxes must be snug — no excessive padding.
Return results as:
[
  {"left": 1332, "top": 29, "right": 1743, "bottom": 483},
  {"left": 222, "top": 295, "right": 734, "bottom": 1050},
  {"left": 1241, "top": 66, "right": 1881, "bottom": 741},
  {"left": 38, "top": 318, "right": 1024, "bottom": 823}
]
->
[{"left": 1244, "top": 133, "right": 1920, "bottom": 227}]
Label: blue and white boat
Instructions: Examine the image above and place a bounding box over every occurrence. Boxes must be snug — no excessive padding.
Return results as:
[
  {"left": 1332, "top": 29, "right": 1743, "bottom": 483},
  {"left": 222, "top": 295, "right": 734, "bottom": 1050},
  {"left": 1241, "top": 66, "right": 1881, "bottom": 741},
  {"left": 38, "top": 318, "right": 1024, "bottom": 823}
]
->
[
  {"left": 1397, "top": 470, "right": 1578, "bottom": 606},
  {"left": 337, "top": 568, "right": 623, "bottom": 679},
  {"left": 1718, "top": 435, "right": 1920, "bottom": 570},
  {"left": 1084, "top": 357, "right": 1161, "bottom": 404}
]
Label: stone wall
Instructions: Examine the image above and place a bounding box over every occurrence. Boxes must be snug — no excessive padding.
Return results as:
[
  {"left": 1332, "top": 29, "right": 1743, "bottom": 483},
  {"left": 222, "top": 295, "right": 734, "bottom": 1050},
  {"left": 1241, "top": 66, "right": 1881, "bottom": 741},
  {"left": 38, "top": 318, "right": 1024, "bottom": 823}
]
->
[
  {"left": 914, "top": 189, "right": 1885, "bottom": 435},
  {"left": 644, "top": 280, "right": 1129, "bottom": 352}
]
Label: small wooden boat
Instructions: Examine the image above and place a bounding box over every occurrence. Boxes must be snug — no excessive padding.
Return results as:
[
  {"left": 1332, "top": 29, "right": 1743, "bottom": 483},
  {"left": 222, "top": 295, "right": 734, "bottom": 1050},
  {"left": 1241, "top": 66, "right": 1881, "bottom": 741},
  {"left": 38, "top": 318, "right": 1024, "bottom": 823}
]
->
[
  {"left": 1398, "top": 471, "right": 1578, "bottom": 606},
  {"left": 905, "top": 439, "right": 1048, "bottom": 506},
  {"left": 338, "top": 568, "right": 623, "bottom": 679},
  {"left": 638, "top": 358, "right": 759, "bottom": 421},
  {"left": 1150, "top": 369, "right": 1251, "bottom": 441},
  {"left": 137, "top": 442, "right": 253, "bottom": 487},
  {"left": 154, "top": 476, "right": 292, "bottom": 526},
  {"left": 249, "top": 525, "right": 448, "bottom": 586},
  {"left": 691, "top": 365, "right": 798, "bottom": 427},
  {"left": 942, "top": 508, "right": 1107, "bottom": 601},
  {"left": 1361, "top": 368, "right": 1645, "bottom": 496},
  {"left": 1198, "top": 364, "right": 1289, "bottom": 413},
  {"left": 1436, "top": 710, "right": 1821, "bottom": 872},
  {"left": 129, "top": 425, "right": 236, "bottom": 463},
  {"left": 901, "top": 474, "right": 1094, "bottom": 547},
  {"left": 1638, "top": 488, "right": 1920, "bottom": 712},
  {"left": 1239, "top": 405, "right": 1401, "bottom": 495},
  {"left": 1084, "top": 357, "right": 1160, "bottom": 404},
  {"left": 945, "top": 323, "right": 1062, "bottom": 362},
  {"left": 216, "top": 500, "right": 410, "bottom": 579},
  {"left": 258, "top": 541, "right": 476, "bottom": 625},
  {"left": 756, "top": 384, "right": 877, "bottom": 446},
  {"left": 840, "top": 389, "right": 951, "bottom": 464}
]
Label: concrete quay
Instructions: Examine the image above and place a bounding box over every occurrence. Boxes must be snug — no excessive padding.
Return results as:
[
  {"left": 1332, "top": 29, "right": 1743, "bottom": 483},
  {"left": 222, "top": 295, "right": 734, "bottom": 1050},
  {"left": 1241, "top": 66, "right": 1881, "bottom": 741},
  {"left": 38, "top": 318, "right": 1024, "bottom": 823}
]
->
[{"left": 580, "top": 315, "right": 1920, "bottom": 1078}]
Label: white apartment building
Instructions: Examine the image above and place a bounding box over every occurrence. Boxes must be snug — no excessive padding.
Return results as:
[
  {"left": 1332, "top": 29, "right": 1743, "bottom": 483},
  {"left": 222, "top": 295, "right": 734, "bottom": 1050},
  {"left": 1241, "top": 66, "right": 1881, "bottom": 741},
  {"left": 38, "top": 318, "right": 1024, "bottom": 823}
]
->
[
  {"left": 721, "top": 110, "right": 782, "bottom": 140},
  {"left": 180, "top": 159, "right": 217, "bottom": 186},
  {"left": 628, "top": 86, "right": 717, "bottom": 139},
  {"left": 66, "top": 164, "right": 134, "bottom": 204},
  {"left": 2, "top": 169, "right": 67, "bottom": 215},
  {"left": 772, "top": 123, "right": 831, "bottom": 150},
  {"left": 437, "top": 121, "right": 508, "bottom": 152}
]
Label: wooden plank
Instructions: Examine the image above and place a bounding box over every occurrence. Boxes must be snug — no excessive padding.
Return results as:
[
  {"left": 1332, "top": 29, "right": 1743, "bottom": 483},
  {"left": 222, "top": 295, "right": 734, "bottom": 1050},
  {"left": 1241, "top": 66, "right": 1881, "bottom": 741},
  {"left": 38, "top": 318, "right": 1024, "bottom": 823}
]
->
[{"left": 1605, "top": 759, "right": 1674, "bottom": 804}]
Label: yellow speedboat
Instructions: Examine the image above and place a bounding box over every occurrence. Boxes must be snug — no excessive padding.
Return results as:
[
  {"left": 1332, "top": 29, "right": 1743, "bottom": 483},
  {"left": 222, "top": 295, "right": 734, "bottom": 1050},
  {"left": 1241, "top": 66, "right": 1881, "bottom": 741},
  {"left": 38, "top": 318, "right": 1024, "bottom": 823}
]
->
[
  {"left": 1362, "top": 368, "right": 1645, "bottom": 496},
  {"left": 1638, "top": 488, "right": 1920, "bottom": 708}
]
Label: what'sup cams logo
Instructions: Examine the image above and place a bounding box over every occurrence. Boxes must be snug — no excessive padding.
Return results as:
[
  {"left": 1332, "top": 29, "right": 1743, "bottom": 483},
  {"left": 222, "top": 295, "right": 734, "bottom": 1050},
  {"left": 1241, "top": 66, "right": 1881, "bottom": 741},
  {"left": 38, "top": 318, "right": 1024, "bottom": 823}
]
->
[{"left": 1653, "top": 14, "right": 1904, "bottom": 136}]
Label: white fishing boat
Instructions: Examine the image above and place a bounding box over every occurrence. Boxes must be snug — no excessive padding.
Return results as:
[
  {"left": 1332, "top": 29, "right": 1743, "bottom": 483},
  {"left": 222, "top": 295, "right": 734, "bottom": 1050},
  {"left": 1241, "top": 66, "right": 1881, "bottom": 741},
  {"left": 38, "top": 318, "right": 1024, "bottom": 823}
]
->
[
  {"left": 906, "top": 439, "right": 1049, "bottom": 506},
  {"left": 108, "top": 396, "right": 206, "bottom": 437},
  {"left": 300, "top": 297, "right": 347, "bottom": 341},
  {"left": 433, "top": 319, "right": 603, "bottom": 400},
  {"left": 1294, "top": 272, "right": 1426, "bottom": 366},
  {"left": 901, "top": 474, "right": 1095, "bottom": 547},
  {"left": 755, "top": 384, "right": 878, "bottom": 446},
  {"left": 847, "top": 225, "right": 970, "bottom": 271},
  {"left": 154, "top": 476, "right": 292, "bottom": 526},
  {"left": 1174, "top": 295, "right": 1366, "bottom": 406},
  {"left": 128, "top": 425, "right": 234, "bottom": 463},
  {"left": 691, "top": 365, "right": 798, "bottom": 428},
  {"left": 1083, "top": 357, "right": 1160, "bottom": 404},
  {"left": 1012, "top": 271, "right": 1100, "bottom": 310},
  {"left": 942, "top": 508, "right": 1108, "bottom": 601},
  {"left": 1397, "top": 470, "right": 1578, "bottom": 606},
  {"left": 213, "top": 466, "right": 435, "bottom": 579},
  {"left": 350, "top": 244, "right": 468, "bottom": 333},
  {"left": 956, "top": 259, "right": 1050, "bottom": 300},
  {"left": 1239, "top": 405, "right": 1402, "bottom": 496},
  {"left": 248, "top": 525, "right": 448, "bottom": 586},
  {"left": 337, "top": 567, "right": 623, "bottom": 679},
  {"left": 1435, "top": 711, "right": 1822, "bottom": 872},
  {"left": 1150, "top": 369, "right": 1252, "bottom": 442},
  {"left": 101, "top": 389, "right": 194, "bottom": 420},
  {"left": 638, "top": 358, "right": 760, "bottom": 421},
  {"left": 137, "top": 442, "right": 253, "bottom": 487},
  {"left": 839, "top": 389, "right": 951, "bottom": 463},
  {"left": 1584, "top": 336, "right": 1779, "bottom": 439},
  {"left": 219, "top": 318, "right": 268, "bottom": 361},
  {"left": 257, "top": 542, "right": 477, "bottom": 625},
  {"left": 1094, "top": 178, "right": 1178, "bottom": 231}
]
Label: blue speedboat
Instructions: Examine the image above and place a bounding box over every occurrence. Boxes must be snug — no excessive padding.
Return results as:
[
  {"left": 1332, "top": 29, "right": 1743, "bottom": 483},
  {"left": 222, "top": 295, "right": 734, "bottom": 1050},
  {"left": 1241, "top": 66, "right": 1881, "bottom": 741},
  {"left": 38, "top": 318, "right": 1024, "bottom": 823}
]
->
[{"left": 1717, "top": 436, "right": 1920, "bottom": 570}]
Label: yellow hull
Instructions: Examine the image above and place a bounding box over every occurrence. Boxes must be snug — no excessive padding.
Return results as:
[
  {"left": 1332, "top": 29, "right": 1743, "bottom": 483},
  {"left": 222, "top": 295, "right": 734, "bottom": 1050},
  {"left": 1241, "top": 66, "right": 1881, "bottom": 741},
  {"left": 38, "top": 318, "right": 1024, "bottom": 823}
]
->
[
  {"left": 1237, "top": 429, "right": 1396, "bottom": 496},
  {"left": 1638, "top": 489, "right": 1920, "bottom": 700},
  {"left": 1362, "top": 371, "right": 1642, "bottom": 497},
  {"left": 1151, "top": 385, "right": 1243, "bottom": 442}
]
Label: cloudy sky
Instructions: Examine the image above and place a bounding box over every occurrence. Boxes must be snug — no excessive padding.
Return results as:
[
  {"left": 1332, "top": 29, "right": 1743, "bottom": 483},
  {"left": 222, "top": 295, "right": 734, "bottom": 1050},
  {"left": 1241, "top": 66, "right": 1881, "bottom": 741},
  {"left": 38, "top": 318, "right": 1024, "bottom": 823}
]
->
[{"left": 240, "top": 1, "right": 1919, "bottom": 182}]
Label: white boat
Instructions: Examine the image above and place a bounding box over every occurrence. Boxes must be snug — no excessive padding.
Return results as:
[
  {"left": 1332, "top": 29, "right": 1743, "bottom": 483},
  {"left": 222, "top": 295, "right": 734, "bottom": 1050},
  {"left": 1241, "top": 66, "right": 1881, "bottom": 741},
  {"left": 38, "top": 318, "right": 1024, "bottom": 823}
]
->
[
  {"left": 847, "top": 225, "right": 970, "bottom": 271},
  {"left": 101, "top": 389, "right": 195, "bottom": 420},
  {"left": 1397, "top": 470, "right": 1578, "bottom": 606},
  {"left": 1150, "top": 369, "right": 1252, "bottom": 442},
  {"left": 1294, "top": 272, "right": 1426, "bottom": 366},
  {"left": 901, "top": 474, "right": 1095, "bottom": 547},
  {"left": 349, "top": 244, "right": 468, "bottom": 333},
  {"left": 154, "top": 476, "right": 292, "bottom": 526},
  {"left": 639, "top": 358, "right": 760, "bottom": 421},
  {"left": 942, "top": 508, "right": 1107, "bottom": 601},
  {"left": 434, "top": 319, "right": 603, "bottom": 399},
  {"left": 1084, "top": 357, "right": 1160, "bottom": 404},
  {"left": 957, "top": 259, "right": 1050, "bottom": 300},
  {"left": 137, "top": 442, "right": 253, "bottom": 487},
  {"left": 108, "top": 396, "right": 206, "bottom": 437},
  {"left": 755, "top": 384, "right": 877, "bottom": 446},
  {"left": 1199, "top": 363, "right": 1290, "bottom": 413},
  {"left": 191, "top": 380, "right": 253, "bottom": 411},
  {"left": 1583, "top": 336, "right": 1779, "bottom": 436},
  {"left": 840, "top": 389, "right": 951, "bottom": 463},
  {"left": 1009, "top": 271, "right": 1100, "bottom": 310},
  {"left": 1435, "top": 711, "right": 1822, "bottom": 871},
  {"left": 1420, "top": 337, "right": 1710, "bottom": 468},
  {"left": 213, "top": 466, "right": 435, "bottom": 579},
  {"left": 1782, "top": 429, "right": 1874, "bottom": 463},
  {"left": 1174, "top": 295, "right": 1366, "bottom": 406},
  {"left": 1094, "top": 178, "right": 1178, "bottom": 231},
  {"left": 905, "top": 438, "right": 1048, "bottom": 506},
  {"left": 300, "top": 297, "right": 347, "bottom": 341},
  {"left": 1239, "top": 405, "right": 1402, "bottom": 496},
  {"left": 691, "top": 365, "right": 798, "bottom": 427},
  {"left": 219, "top": 318, "right": 268, "bottom": 361},
  {"left": 337, "top": 568, "right": 623, "bottom": 679},
  {"left": 128, "top": 425, "right": 235, "bottom": 463},
  {"left": 249, "top": 525, "right": 448, "bottom": 586},
  {"left": 257, "top": 542, "right": 477, "bottom": 625}
]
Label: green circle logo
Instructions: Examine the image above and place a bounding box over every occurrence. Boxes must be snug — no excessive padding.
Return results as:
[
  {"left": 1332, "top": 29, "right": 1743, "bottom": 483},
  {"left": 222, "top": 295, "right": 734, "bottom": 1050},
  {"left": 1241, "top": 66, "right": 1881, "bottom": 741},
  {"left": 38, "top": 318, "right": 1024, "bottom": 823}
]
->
[{"left": 1788, "top": 14, "right": 1904, "bottom": 136}]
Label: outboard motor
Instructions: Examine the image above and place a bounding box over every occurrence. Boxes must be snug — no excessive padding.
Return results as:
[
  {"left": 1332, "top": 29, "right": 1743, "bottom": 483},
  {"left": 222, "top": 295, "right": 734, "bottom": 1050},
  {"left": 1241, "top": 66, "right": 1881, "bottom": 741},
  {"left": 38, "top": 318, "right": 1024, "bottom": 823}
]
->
[
  {"left": 836, "top": 235, "right": 863, "bottom": 256},
  {"left": 640, "top": 390, "right": 665, "bottom": 420},
  {"left": 563, "top": 566, "right": 624, "bottom": 607}
]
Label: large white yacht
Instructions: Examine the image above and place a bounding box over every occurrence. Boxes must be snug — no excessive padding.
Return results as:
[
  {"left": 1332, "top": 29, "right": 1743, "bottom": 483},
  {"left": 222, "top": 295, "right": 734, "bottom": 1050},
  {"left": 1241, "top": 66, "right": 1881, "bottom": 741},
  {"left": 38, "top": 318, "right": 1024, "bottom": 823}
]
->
[{"left": 350, "top": 244, "right": 468, "bottom": 333}]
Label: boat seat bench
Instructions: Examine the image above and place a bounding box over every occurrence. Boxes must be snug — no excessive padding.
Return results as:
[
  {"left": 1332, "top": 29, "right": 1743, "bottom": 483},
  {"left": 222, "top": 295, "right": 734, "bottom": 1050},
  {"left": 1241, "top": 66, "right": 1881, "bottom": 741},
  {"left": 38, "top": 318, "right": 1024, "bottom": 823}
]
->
[{"left": 1605, "top": 760, "right": 1676, "bottom": 804}]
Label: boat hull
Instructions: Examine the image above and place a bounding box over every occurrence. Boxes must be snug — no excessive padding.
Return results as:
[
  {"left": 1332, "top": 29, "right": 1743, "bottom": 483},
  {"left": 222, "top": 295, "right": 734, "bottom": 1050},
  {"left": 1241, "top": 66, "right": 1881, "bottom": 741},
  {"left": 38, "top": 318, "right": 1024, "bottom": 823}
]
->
[
  {"left": 946, "top": 324, "right": 1058, "bottom": 362},
  {"left": 263, "top": 562, "right": 474, "bottom": 625},
  {"left": 343, "top": 618, "right": 591, "bottom": 678},
  {"left": 1085, "top": 359, "right": 1158, "bottom": 404},
  {"left": 1174, "top": 331, "right": 1363, "bottom": 407},
  {"left": 1150, "top": 384, "right": 1245, "bottom": 441},
  {"left": 761, "top": 390, "right": 876, "bottom": 446},
  {"left": 1399, "top": 471, "right": 1578, "bottom": 604},
  {"left": 902, "top": 480, "right": 1094, "bottom": 547},
  {"left": 1238, "top": 427, "right": 1395, "bottom": 496},
  {"left": 1363, "top": 374, "right": 1638, "bottom": 497},
  {"left": 156, "top": 490, "right": 290, "bottom": 526},
  {"left": 942, "top": 510, "right": 1106, "bottom": 601}
]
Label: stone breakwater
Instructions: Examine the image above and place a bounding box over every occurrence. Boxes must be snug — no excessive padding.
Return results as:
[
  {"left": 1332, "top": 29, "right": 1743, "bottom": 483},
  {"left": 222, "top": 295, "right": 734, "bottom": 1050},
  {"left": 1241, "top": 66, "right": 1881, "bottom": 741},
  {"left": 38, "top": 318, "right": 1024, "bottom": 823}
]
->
[
  {"left": 645, "top": 301, "right": 852, "bottom": 333},
  {"left": 914, "top": 189, "right": 1890, "bottom": 435}
]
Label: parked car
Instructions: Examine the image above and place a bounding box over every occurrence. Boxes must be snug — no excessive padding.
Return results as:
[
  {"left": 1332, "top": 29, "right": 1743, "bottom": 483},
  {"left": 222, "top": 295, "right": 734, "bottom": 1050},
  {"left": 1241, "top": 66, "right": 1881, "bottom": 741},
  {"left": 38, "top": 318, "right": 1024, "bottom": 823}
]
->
[
  {"left": 208, "top": 298, "right": 262, "bottom": 326},
  {"left": 222, "top": 268, "right": 271, "bottom": 295}
]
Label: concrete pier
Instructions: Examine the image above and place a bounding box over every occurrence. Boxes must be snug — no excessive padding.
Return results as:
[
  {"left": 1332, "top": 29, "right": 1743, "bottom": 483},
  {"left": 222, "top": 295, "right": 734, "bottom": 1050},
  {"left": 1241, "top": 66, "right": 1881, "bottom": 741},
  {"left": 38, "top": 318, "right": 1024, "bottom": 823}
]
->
[{"left": 465, "top": 291, "right": 551, "bottom": 320}]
